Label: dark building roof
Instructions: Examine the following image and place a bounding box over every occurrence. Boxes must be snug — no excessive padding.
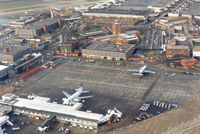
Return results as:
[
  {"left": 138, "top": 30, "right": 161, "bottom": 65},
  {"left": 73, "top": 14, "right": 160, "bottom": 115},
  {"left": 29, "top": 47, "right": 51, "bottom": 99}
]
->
[
  {"left": 0, "top": 45, "right": 30, "bottom": 55},
  {"left": 85, "top": 9, "right": 153, "bottom": 17},
  {"left": 83, "top": 42, "right": 135, "bottom": 53}
]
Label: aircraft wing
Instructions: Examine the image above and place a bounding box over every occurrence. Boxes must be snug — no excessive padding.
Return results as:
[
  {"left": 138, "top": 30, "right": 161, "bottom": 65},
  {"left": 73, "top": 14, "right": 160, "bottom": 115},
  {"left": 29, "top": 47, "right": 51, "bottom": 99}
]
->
[
  {"left": 0, "top": 127, "right": 3, "bottom": 134},
  {"left": 78, "top": 96, "right": 93, "bottom": 99},
  {"left": 144, "top": 70, "right": 156, "bottom": 74},
  {"left": 128, "top": 69, "right": 138, "bottom": 72},
  {"left": 7, "top": 120, "right": 13, "bottom": 126},
  {"left": 81, "top": 90, "right": 90, "bottom": 93},
  {"left": 132, "top": 73, "right": 143, "bottom": 76},
  {"left": 63, "top": 91, "right": 71, "bottom": 98}
]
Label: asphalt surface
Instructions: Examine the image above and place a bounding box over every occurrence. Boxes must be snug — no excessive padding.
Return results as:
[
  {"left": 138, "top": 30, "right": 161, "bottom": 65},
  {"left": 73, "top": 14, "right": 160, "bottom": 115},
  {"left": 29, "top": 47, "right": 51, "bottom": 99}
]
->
[{"left": 2, "top": 56, "right": 198, "bottom": 133}]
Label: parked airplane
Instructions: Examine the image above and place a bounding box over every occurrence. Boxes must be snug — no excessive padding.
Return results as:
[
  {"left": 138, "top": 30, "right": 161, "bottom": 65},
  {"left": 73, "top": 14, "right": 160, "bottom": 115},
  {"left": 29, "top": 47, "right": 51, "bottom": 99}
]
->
[
  {"left": 128, "top": 65, "right": 156, "bottom": 76},
  {"left": 62, "top": 85, "right": 93, "bottom": 105},
  {"left": 0, "top": 116, "right": 13, "bottom": 134}
]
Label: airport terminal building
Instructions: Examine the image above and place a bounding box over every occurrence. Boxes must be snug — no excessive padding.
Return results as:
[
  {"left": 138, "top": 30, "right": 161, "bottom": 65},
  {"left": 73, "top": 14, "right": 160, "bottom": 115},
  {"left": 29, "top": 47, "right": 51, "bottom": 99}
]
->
[{"left": 0, "top": 93, "right": 109, "bottom": 129}]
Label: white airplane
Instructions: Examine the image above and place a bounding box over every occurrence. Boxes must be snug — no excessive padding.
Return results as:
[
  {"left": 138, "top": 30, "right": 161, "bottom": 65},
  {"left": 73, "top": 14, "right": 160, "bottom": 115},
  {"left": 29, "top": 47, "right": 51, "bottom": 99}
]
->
[
  {"left": 54, "top": 7, "right": 61, "bottom": 11},
  {"left": 128, "top": 65, "right": 156, "bottom": 76},
  {"left": 0, "top": 116, "right": 13, "bottom": 134},
  {"left": 62, "top": 85, "right": 93, "bottom": 105}
]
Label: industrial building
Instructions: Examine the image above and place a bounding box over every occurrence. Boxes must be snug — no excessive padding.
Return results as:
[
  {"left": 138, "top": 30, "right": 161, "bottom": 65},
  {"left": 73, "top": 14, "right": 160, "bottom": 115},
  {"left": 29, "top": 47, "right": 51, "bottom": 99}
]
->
[
  {"left": 0, "top": 45, "right": 30, "bottom": 64},
  {"left": 166, "top": 45, "right": 190, "bottom": 58},
  {"left": 56, "top": 41, "right": 82, "bottom": 57},
  {"left": 0, "top": 65, "right": 10, "bottom": 80},
  {"left": 14, "top": 53, "right": 43, "bottom": 73},
  {"left": 82, "top": 42, "right": 136, "bottom": 60},
  {"left": 15, "top": 18, "right": 63, "bottom": 37},
  {"left": 155, "top": 17, "right": 189, "bottom": 31},
  {"left": 0, "top": 93, "right": 122, "bottom": 129},
  {"left": 9, "top": 18, "right": 39, "bottom": 28},
  {"left": 155, "top": 15, "right": 199, "bottom": 59},
  {"left": 82, "top": 9, "right": 153, "bottom": 25},
  {"left": 93, "top": 22, "right": 140, "bottom": 44}
]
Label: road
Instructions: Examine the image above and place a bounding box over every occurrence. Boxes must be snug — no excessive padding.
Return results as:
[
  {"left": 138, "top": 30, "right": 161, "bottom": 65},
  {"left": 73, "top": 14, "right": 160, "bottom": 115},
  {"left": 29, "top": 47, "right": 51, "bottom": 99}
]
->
[{"left": 140, "top": 27, "right": 162, "bottom": 50}]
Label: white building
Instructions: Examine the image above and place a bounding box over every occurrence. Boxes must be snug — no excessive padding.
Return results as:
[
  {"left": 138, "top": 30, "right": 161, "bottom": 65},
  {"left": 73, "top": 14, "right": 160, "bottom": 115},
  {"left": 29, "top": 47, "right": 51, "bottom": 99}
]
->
[
  {"left": 0, "top": 93, "right": 122, "bottom": 129},
  {"left": 193, "top": 46, "right": 200, "bottom": 57},
  {"left": 0, "top": 65, "right": 10, "bottom": 80}
]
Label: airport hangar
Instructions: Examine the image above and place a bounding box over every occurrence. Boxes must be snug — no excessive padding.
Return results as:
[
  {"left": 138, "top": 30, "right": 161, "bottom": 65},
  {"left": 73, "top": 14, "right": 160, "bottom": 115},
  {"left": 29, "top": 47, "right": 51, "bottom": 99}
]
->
[{"left": 82, "top": 42, "right": 136, "bottom": 60}]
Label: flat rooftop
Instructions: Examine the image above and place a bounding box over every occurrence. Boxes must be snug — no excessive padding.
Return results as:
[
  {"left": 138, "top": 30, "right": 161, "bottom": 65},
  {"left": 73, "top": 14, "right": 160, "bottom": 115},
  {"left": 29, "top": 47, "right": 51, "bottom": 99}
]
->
[
  {"left": 0, "top": 104, "right": 12, "bottom": 115},
  {"left": 125, "top": 30, "right": 139, "bottom": 35},
  {"left": 151, "top": 0, "right": 171, "bottom": 7},
  {"left": 119, "top": 0, "right": 159, "bottom": 8},
  {"left": 22, "top": 18, "right": 58, "bottom": 30},
  {"left": 85, "top": 9, "right": 153, "bottom": 17},
  {"left": 94, "top": 35, "right": 115, "bottom": 40},
  {"left": 182, "top": 2, "right": 200, "bottom": 16},
  {"left": 0, "top": 65, "right": 9, "bottom": 71},
  {"left": 167, "top": 45, "right": 189, "bottom": 50},
  {"left": 83, "top": 42, "right": 135, "bottom": 53},
  {"left": 0, "top": 45, "right": 30, "bottom": 55},
  {"left": 5, "top": 96, "right": 104, "bottom": 122}
]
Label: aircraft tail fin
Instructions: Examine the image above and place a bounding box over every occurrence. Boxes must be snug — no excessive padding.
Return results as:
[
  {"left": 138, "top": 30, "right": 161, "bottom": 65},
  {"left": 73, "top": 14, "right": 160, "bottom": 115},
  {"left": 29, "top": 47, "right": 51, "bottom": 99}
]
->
[{"left": 63, "top": 91, "right": 71, "bottom": 98}]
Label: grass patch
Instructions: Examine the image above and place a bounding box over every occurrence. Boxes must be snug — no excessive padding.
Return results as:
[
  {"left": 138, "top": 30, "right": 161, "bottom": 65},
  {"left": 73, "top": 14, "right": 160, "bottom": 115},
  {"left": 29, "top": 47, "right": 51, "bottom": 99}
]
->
[
  {"left": 75, "top": 27, "right": 102, "bottom": 34},
  {"left": 57, "top": 28, "right": 68, "bottom": 33},
  {"left": 139, "top": 30, "right": 144, "bottom": 35}
]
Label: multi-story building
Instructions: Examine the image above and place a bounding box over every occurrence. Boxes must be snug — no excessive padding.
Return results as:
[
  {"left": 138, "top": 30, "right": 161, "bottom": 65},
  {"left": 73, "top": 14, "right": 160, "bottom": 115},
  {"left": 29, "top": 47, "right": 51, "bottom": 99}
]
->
[
  {"left": 0, "top": 45, "right": 30, "bottom": 64},
  {"left": 82, "top": 42, "right": 136, "bottom": 60},
  {"left": 15, "top": 18, "right": 63, "bottom": 37},
  {"left": 166, "top": 45, "right": 190, "bottom": 58}
]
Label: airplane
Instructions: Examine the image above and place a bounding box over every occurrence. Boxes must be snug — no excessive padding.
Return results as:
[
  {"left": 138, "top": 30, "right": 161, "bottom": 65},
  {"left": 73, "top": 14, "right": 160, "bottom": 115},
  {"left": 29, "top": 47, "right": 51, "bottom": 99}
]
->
[
  {"left": 62, "top": 85, "right": 93, "bottom": 105},
  {"left": 0, "top": 116, "right": 13, "bottom": 134},
  {"left": 54, "top": 7, "right": 61, "bottom": 11},
  {"left": 128, "top": 65, "right": 156, "bottom": 76}
]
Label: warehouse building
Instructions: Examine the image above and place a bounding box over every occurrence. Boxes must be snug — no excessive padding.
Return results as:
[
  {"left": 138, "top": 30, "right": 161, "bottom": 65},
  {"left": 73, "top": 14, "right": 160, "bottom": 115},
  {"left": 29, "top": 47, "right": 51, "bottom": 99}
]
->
[
  {"left": 93, "top": 22, "right": 140, "bottom": 44},
  {"left": 15, "top": 18, "right": 63, "bottom": 37},
  {"left": 9, "top": 18, "right": 39, "bottom": 28},
  {"left": 166, "top": 45, "right": 190, "bottom": 58},
  {"left": 82, "top": 9, "right": 153, "bottom": 25},
  {"left": 82, "top": 42, "right": 136, "bottom": 60},
  {"left": 0, "top": 45, "right": 30, "bottom": 64}
]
